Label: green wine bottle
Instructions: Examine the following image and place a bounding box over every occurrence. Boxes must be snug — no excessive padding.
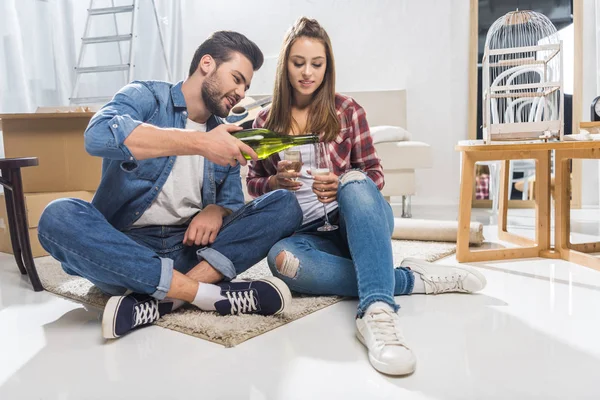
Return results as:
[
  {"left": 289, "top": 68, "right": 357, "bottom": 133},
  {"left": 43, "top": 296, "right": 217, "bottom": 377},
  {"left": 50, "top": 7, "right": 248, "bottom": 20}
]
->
[{"left": 232, "top": 128, "right": 319, "bottom": 160}]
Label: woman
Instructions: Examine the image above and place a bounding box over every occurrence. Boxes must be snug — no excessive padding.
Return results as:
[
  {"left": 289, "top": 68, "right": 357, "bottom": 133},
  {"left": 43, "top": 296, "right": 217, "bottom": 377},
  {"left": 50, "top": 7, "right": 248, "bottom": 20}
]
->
[{"left": 247, "top": 17, "right": 486, "bottom": 376}]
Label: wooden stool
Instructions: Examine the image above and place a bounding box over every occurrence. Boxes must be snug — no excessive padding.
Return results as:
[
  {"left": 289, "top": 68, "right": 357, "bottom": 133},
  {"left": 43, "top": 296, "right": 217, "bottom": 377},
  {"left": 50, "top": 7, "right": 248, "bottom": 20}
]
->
[
  {"left": 456, "top": 141, "right": 553, "bottom": 262},
  {"left": 456, "top": 140, "right": 600, "bottom": 269},
  {"left": 0, "top": 157, "right": 43, "bottom": 291}
]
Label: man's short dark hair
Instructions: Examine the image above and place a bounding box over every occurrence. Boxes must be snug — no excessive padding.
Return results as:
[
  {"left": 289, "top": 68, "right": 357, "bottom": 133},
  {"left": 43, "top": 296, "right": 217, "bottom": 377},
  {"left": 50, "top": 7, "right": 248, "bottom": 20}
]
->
[{"left": 188, "top": 31, "right": 264, "bottom": 76}]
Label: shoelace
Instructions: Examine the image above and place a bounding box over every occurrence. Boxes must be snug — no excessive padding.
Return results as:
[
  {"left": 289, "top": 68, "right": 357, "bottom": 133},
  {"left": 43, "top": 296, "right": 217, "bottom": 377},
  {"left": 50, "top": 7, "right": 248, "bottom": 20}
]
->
[
  {"left": 423, "top": 273, "right": 466, "bottom": 294},
  {"left": 133, "top": 300, "right": 160, "bottom": 327},
  {"left": 226, "top": 290, "right": 258, "bottom": 314},
  {"left": 367, "top": 308, "right": 406, "bottom": 346}
]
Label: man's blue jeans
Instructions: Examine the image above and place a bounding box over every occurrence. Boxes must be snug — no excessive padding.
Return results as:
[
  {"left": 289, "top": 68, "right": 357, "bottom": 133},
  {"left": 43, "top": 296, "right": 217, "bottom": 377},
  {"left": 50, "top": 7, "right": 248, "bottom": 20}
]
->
[
  {"left": 38, "top": 190, "right": 302, "bottom": 300},
  {"left": 267, "top": 171, "right": 414, "bottom": 317}
]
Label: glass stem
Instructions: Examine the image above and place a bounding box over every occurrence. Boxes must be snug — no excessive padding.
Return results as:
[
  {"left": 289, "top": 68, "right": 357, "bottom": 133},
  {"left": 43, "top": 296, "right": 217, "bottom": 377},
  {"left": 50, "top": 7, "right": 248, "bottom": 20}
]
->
[{"left": 322, "top": 203, "right": 330, "bottom": 225}]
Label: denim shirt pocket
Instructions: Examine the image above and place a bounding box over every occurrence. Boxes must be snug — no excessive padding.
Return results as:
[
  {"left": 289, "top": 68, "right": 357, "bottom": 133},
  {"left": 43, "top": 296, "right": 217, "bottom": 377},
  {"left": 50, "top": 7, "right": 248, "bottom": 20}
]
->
[{"left": 133, "top": 158, "right": 166, "bottom": 181}]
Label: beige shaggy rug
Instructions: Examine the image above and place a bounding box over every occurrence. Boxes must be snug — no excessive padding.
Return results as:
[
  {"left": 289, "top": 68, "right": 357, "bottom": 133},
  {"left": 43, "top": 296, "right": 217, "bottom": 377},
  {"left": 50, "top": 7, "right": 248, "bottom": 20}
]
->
[{"left": 36, "top": 239, "right": 456, "bottom": 347}]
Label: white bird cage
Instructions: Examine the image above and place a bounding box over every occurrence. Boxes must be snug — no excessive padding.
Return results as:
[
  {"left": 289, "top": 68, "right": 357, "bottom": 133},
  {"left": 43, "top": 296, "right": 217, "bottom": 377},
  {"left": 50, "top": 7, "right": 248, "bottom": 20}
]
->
[{"left": 482, "top": 10, "right": 564, "bottom": 143}]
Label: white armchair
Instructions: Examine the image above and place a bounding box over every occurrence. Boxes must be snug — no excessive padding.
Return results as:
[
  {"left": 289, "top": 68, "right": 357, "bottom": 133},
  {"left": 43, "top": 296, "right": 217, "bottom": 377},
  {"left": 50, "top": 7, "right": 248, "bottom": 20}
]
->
[{"left": 370, "top": 126, "right": 432, "bottom": 217}]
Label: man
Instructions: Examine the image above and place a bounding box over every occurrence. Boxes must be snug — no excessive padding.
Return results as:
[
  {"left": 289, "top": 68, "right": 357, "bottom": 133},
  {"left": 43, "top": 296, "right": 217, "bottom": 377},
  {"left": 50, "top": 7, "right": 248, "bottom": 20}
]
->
[{"left": 38, "top": 31, "right": 303, "bottom": 339}]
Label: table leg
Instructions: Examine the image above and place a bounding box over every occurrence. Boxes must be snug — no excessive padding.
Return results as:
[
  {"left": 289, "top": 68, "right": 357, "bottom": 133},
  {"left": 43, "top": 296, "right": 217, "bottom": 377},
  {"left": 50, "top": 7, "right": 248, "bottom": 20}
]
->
[
  {"left": 498, "top": 160, "right": 510, "bottom": 234},
  {"left": 457, "top": 152, "right": 475, "bottom": 262},
  {"left": 554, "top": 152, "right": 571, "bottom": 253},
  {"left": 535, "top": 150, "right": 551, "bottom": 252}
]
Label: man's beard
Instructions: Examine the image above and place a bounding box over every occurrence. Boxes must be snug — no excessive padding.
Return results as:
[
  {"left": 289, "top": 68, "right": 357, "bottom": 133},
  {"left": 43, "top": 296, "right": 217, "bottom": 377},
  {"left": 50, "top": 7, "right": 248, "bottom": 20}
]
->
[{"left": 201, "top": 73, "right": 229, "bottom": 118}]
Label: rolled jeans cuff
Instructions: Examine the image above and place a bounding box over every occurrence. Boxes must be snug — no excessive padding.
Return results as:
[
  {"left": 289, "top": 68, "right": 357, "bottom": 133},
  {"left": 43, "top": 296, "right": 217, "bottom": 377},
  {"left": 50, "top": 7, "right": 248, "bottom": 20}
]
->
[
  {"left": 151, "top": 257, "right": 174, "bottom": 300},
  {"left": 196, "top": 247, "right": 236, "bottom": 280}
]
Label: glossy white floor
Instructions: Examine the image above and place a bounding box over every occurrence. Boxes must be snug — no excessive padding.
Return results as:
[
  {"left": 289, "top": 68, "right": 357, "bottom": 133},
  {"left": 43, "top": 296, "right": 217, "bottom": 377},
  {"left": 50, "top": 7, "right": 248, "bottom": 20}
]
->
[{"left": 2, "top": 205, "right": 600, "bottom": 400}]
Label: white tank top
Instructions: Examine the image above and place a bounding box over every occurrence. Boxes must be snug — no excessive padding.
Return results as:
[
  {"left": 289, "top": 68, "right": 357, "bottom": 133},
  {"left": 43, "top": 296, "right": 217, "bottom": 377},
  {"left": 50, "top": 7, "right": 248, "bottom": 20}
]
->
[{"left": 279, "top": 144, "right": 338, "bottom": 226}]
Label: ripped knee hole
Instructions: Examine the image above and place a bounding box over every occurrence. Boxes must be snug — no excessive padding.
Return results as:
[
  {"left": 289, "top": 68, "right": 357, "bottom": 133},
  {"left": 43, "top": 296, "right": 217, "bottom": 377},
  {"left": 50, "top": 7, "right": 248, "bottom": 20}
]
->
[
  {"left": 339, "top": 170, "right": 367, "bottom": 185},
  {"left": 275, "top": 250, "right": 299, "bottom": 278}
]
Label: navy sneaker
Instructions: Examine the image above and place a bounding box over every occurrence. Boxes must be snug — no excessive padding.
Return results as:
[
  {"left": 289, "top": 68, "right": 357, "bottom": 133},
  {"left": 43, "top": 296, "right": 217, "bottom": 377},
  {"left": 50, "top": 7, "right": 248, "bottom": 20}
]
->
[
  {"left": 102, "top": 293, "right": 172, "bottom": 339},
  {"left": 215, "top": 277, "right": 292, "bottom": 316}
]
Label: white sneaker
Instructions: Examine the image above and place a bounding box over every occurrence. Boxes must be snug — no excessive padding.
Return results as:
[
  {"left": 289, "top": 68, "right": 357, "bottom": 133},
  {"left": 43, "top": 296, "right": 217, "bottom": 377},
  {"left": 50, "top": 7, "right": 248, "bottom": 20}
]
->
[
  {"left": 356, "top": 303, "right": 416, "bottom": 376},
  {"left": 401, "top": 257, "right": 487, "bottom": 294}
]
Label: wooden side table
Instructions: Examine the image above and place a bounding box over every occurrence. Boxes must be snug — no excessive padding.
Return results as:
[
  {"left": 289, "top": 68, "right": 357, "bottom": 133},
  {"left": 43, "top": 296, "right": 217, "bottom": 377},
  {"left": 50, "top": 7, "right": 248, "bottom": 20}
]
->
[
  {"left": 456, "top": 141, "right": 553, "bottom": 262},
  {"left": 0, "top": 157, "right": 43, "bottom": 291},
  {"left": 456, "top": 140, "right": 600, "bottom": 270}
]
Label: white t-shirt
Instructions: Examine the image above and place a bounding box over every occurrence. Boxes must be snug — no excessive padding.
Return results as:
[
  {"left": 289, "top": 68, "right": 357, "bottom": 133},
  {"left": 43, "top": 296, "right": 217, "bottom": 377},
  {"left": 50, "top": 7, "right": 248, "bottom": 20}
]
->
[
  {"left": 279, "top": 144, "right": 338, "bottom": 226},
  {"left": 134, "top": 119, "right": 206, "bottom": 227}
]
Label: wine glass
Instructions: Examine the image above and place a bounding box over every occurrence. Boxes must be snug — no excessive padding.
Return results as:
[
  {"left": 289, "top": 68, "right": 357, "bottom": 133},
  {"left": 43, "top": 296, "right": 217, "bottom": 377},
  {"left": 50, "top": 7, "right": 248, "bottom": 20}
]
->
[
  {"left": 283, "top": 150, "right": 302, "bottom": 181},
  {"left": 313, "top": 142, "right": 338, "bottom": 232}
]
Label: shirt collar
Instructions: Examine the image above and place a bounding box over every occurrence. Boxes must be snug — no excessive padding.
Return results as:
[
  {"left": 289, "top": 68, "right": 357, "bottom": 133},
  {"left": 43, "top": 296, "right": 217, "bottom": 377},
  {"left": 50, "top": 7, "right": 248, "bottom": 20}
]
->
[{"left": 170, "top": 81, "right": 187, "bottom": 108}]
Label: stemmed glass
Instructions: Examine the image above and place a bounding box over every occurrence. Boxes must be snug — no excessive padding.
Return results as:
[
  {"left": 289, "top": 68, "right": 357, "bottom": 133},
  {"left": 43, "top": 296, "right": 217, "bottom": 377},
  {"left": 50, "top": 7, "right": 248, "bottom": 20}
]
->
[
  {"left": 283, "top": 150, "right": 302, "bottom": 181},
  {"left": 313, "top": 142, "right": 338, "bottom": 232}
]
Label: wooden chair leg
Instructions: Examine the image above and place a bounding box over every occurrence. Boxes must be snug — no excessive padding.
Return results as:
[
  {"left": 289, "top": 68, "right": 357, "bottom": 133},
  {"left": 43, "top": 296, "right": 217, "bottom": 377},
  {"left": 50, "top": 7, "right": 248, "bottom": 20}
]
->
[
  {"left": 5, "top": 193, "right": 27, "bottom": 275},
  {"left": 1, "top": 170, "right": 27, "bottom": 275},
  {"left": 9, "top": 169, "right": 43, "bottom": 291}
]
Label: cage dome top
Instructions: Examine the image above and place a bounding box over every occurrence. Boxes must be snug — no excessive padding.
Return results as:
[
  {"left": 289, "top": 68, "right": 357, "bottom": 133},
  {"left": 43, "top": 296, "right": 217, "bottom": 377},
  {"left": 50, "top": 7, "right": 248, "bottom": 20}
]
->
[{"left": 485, "top": 10, "right": 559, "bottom": 50}]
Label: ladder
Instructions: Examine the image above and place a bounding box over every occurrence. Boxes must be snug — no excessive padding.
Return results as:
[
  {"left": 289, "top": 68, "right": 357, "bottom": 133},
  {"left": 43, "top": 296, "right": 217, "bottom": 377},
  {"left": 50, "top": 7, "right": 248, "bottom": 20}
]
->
[{"left": 70, "top": 0, "right": 172, "bottom": 105}]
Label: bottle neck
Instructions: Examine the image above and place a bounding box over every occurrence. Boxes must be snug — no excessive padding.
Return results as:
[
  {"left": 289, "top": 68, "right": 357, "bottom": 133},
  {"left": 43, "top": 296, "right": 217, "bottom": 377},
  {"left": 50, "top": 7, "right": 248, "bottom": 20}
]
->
[{"left": 294, "top": 135, "right": 320, "bottom": 145}]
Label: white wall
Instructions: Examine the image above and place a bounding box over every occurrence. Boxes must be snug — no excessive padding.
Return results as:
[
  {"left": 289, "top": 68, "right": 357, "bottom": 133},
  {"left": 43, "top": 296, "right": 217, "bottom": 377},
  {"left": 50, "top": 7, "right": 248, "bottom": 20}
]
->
[
  {"left": 403, "top": 0, "right": 470, "bottom": 206},
  {"left": 76, "top": 0, "right": 600, "bottom": 207},
  {"left": 0, "top": 0, "right": 477, "bottom": 206},
  {"left": 177, "top": 0, "right": 408, "bottom": 92},
  {"left": 0, "top": 0, "right": 473, "bottom": 206},
  {"left": 8, "top": 0, "right": 599, "bottom": 206},
  {"left": 176, "top": 0, "right": 470, "bottom": 206}
]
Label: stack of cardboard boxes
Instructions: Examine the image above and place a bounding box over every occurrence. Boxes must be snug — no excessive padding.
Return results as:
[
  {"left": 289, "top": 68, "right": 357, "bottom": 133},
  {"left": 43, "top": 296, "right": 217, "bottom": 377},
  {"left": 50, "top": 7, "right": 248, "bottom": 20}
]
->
[{"left": 0, "top": 111, "right": 102, "bottom": 257}]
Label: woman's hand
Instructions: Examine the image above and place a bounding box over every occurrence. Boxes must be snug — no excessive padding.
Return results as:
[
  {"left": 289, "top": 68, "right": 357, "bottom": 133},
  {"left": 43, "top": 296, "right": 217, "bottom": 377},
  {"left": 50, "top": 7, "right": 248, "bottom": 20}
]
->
[
  {"left": 183, "top": 205, "right": 225, "bottom": 246},
  {"left": 310, "top": 171, "right": 339, "bottom": 203},
  {"left": 269, "top": 160, "right": 303, "bottom": 191}
]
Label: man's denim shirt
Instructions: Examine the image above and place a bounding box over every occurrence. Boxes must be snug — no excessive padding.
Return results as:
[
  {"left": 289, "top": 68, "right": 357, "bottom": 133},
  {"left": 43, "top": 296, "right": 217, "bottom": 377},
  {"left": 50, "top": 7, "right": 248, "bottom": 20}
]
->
[{"left": 84, "top": 80, "right": 244, "bottom": 231}]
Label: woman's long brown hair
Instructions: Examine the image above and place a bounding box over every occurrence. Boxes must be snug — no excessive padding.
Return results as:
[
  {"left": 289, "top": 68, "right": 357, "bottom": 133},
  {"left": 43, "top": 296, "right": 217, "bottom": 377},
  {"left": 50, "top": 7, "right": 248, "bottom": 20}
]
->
[{"left": 264, "top": 17, "right": 340, "bottom": 141}]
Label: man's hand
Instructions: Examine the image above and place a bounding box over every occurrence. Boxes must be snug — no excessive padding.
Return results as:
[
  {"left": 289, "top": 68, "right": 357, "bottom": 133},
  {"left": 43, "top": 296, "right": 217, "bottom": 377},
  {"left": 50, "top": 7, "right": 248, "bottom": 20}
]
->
[
  {"left": 269, "top": 160, "right": 303, "bottom": 191},
  {"left": 199, "top": 124, "right": 258, "bottom": 167},
  {"left": 309, "top": 171, "right": 339, "bottom": 203},
  {"left": 183, "top": 205, "right": 227, "bottom": 246}
]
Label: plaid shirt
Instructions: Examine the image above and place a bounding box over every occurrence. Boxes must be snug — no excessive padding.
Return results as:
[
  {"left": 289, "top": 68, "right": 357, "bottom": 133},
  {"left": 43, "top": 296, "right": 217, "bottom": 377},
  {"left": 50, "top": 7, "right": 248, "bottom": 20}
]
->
[{"left": 246, "top": 93, "right": 384, "bottom": 197}]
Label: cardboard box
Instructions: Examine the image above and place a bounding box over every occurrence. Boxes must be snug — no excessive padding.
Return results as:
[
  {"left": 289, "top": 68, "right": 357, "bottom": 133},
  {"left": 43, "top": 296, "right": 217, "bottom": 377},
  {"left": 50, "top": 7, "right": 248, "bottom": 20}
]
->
[
  {"left": 0, "top": 222, "right": 47, "bottom": 258},
  {"left": 0, "top": 112, "right": 102, "bottom": 193},
  {"left": 0, "top": 191, "right": 95, "bottom": 228},
  {"left": 0, "top": 191, "right": 95, "bottom": 258}
]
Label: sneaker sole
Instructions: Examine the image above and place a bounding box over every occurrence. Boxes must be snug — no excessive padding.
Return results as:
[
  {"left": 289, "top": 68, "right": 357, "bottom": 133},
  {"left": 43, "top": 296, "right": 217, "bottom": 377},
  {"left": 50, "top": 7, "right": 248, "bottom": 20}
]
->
[
  {"left": 259, "top": 276, "right": 292, "bottom": 315},
  {"left": 401, "top": 257, "right": 488, "bottom": 293},
  {"left": 102, "top": 295, "right": 126, "bottom": 339},
  {"left": 355, "top": 330, "right": 416, "bottom": 376}
]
